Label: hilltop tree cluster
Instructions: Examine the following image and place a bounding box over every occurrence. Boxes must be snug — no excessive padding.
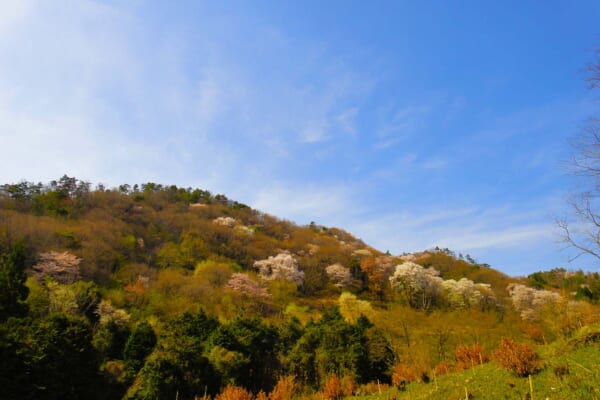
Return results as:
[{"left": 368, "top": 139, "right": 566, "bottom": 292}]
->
[{"left": 389, "top": 261, "right": 497, "bottom": 311}]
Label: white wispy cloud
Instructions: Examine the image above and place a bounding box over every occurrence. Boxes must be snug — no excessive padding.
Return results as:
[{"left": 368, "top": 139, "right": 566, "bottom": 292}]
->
[
  {"left": 0, "top": 0, "right": 32, "bottom": 39},
  {"left": 376, "top": 104, "right": 430, "bottom": 143},
  {"left": 300, "top": 122, "right": 330, "bottom": 144},
  {"left": 0, "top": 1, "right": 373, "bottom": 194},
  {"left": 249, "top": 183, "right": 358, "bottom": 225},
  {"left": 335, "top": 107, "right": 359, "bottom": 137},
  {"left": 422, "top": 158, "right": 448, "bottom": 170},
  {"left": 344, "top": 203, "right": 559, "bottom": 265}
]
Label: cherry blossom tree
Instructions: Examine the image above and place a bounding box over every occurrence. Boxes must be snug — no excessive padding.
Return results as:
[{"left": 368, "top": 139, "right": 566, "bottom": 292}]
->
[
  {"left": 33, "top": 251, "right": 82, "bottom": 284},
  {"left": 96, "top": 299, "right": 131, "bottom": 325},
  {"left": 441, "top": 278, "right": 486, "bottom": 309},
  {"left": 507, "top": 283, "right": 561, "bottom": 321},
  {"left": 226, "top": 273, "right": 271, "bottom": 299},
  {"left": 253, "top": 253, "right": 304, "bottom": 286},
  {"left": 389, "top": 261, "right": 443, "bottom": 310},
  {"left": 326, "top": 263, "right": 352, "bottom": 288},
  {"left": 213, "top": 216, "right": 237, "bottom": 227}
]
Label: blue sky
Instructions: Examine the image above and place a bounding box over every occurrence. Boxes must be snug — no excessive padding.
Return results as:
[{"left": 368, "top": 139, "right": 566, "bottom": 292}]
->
[{"left": 1, "top": 1, "right": 600, "bottom": 275}]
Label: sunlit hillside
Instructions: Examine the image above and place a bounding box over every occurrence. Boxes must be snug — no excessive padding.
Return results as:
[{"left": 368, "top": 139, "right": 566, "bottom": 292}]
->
[{"left": 1, "top": 177, "right": 599, "bottom": 399}]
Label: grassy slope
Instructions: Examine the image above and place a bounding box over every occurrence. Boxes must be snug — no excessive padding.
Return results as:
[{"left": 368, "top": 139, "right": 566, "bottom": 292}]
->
[{"left": 352, "top": 337, "right": 600, "bottom": 400}]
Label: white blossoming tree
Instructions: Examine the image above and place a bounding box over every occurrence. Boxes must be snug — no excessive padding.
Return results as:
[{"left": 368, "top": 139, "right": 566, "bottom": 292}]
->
[
  {"left": 441, "top": 278, "right": 485, "bottom": 309},
  {"left": 226, "top": 273, "right": 271, "bottom": 299},
  {"left": 33, "top": 251, "right": 82, "bottom": 284},
  {"left": 96, "top": 299, "right": 130, "bottom": 326},
  {"left": 389, "top": 261, "right": 443, "bottom": 310},
  {"left": 507, "top": 283, "right": 561, "bottom": 321},
  {"left": 253, "top": 253, "right": 305, "bottom": 286},
  {"left": 213, "top": 216, "right": 237, "bottom": 227},
  {"left": 325, "top": 263, "right": 353, "bottom": 288}
]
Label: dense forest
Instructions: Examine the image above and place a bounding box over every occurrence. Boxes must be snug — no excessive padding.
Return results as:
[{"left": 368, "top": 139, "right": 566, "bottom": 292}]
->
[{"left": 1, "top": 176, "right": 599, "bottom": 399}]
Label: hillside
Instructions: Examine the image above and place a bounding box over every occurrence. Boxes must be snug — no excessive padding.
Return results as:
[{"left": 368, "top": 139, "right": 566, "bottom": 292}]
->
[{"left": 1, "top": 176, "right": 600, "bottom": 400}]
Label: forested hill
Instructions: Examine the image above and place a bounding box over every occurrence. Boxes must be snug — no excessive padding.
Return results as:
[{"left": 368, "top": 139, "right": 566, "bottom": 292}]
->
[
  {"left": 0, "top": 175, "right": 508, "bottom": 289},
  {"left": 1, "top": 175, "right": 600, "bottom": 400}
]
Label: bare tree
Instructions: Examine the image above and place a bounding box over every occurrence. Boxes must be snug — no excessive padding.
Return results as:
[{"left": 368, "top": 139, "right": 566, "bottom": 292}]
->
[{"left": 559, "top": 49, "right": 600, "bottom": 261}]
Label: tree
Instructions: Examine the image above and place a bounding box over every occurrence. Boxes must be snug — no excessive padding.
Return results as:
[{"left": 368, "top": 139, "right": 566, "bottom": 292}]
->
[
  {"left": 389, "top": 262, "right": 442, "bottom": 311},
  {"left": 125, "top": 311, "right": 221, "bottom": 399},
  {"left": 558, "top": 49, "right": 600, "bottom": 261},
  {"left": 123, "top": 321, "right": 157, "bottom": 376},
  {"left": 254, "top": 253, "right": 304, "bottom": 286},
  {"left": 326, "top": 263, "right": 353, "bottom": 288},
  {"left": 0, "top": 240, "right": 29, "bottom": 320},
  {"left": 33, "top": 251, "right": 82, "bottom": 284},
  {"left": 20, "top": 313, "right": 102, "bottom": 399}
]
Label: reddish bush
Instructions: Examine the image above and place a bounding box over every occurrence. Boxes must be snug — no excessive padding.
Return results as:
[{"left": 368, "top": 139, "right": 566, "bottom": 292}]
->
[
  {"left": 255, "top": 391, "right": 268, "bottom": 400},
  {"left": 392, "top": 363, "right": 424, "bottom": 388},
  {"left": 523, "top": 323, "right": 546, "bottom": 343},
  {"left": 269, "top": 375, "right": 297, "bottom": 400},
  {"left": 341, "top": 375, "right": 356, "bottom": 397},
  {"left": 433, "top": 361, "right": 452, "bottom": 376},
  {"left": 493, "top": 338, "right": 541, "bottom": 377},
  {"left": 214, "top": 385, "right": 254, "bottom": 400},
  {"left": 455, "top": 343, "right": 489, "bottom": 369},
  {"left": 323, "top": 374, "right": 344, "bottom": 399}
]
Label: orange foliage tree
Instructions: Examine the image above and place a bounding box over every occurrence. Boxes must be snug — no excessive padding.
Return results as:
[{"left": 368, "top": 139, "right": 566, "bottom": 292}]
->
[
  {"left": 214, "top": 385, "right": 254, "bottom": 400},
  {"left": 323, "top": 374, "right": 344, "bottom": 400}
]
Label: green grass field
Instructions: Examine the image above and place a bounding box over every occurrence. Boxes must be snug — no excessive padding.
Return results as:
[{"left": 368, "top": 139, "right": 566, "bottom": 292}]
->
[{"left": 352, "top": 333, "right": 600, "bottom": 400}]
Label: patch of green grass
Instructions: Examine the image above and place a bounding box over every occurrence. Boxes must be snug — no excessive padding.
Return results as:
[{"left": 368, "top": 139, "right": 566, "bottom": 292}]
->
[{"left": 351, "top": 340, "right": 600, "bottom": 400}]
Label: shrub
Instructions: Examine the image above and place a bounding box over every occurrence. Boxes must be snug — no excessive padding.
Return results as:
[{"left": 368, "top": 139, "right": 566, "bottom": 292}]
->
[
  {"left": 255, "top": 391, "right": 268, "bottom": 400},
  {"left": 391, "top": 363, "right": 425, "bottom": 389},
  {"left": 493, "top": 338, "right": 541, "bottom": 377},
  {"left": 523, "top": 322, "right": 545, "bottom": 343},
  {"left": 269, "top": 375, "right": 297, "bottom": 400},
  {"left": 433, "top": 361, "right": 452, "bottom": 376},
  {"left": 214, "top": 385, "right": 254, "bottom": 400},
  {"left": 455, "top": 343, "right": 489, "bottom": 370},
  {"left": 323, "top": 374, "right": 344, "bottom": 400},
  {"left": 341, "top": 375, "right": 356, "bottom": 397}
]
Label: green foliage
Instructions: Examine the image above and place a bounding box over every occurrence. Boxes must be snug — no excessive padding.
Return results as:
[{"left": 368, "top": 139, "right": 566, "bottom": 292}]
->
[
  {"left": 0, "top": 317, "right": 31, "bottom": 398},
  {"left": 93, "top": 319, "right": 131, "bottom": 361},
  {"left": 123, "top": 321, "right": 157, "bottom": 377},
  {"left": 195, "top": 259, "right": 237, "bottom": 285},
  {"left": 126, "top": 311, "right": 221, "bottom": 399},
  {"left": 209, "top": 317, "right": 281, "bottom": 392},
  {"left": 156, "top": 232, "right": 209, "bottom": 269},
  {"left": 0, "top": 313, "right": 103, "bottom": 400},
  {"left": 527, "top": 271, "right": 547, "bottom": 289},
  {"left": 126, "top": 346, "right": 218, "bottom": 400},
  {"left": 288, "top": 308, "right": 391, "bottom": 389},
  {"left": 0, "top": 240, "right": 29, "bottom": 320},
  {"left": 364, "top": 325, "right": 394, "bottom": 382}
]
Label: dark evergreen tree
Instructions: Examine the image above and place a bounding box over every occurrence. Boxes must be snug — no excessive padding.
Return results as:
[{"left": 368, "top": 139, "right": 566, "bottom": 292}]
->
[
  {"left": 123, "top": 321, "right": 157, "bottom": 375},
  {"left": 0, "top": 240, "right": 29, "bottom": 321},
  {"left": 16, "top": 313, "right": 101, "bottom": 400},
  {"left": 125, "top": 311, "right": 221, "bottom": 399}
]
